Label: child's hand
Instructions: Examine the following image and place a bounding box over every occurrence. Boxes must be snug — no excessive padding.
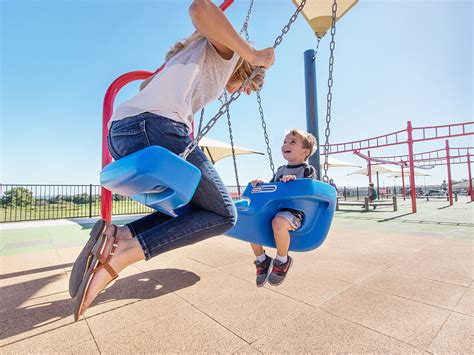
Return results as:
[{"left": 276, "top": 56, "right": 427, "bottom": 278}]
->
[
  {"left": 280, "top": 175, "right": 296, "bottom": 182},
  {"left": 251, "top": 179, "right": 265, "bottom": 187}
]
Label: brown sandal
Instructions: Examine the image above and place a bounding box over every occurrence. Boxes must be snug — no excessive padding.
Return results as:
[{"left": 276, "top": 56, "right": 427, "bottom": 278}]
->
[{"left": 74, "top": 225, "right": 120, "bottom": 322}]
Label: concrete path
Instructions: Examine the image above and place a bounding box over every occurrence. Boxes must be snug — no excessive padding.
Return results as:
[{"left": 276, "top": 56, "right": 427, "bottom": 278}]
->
[{"left": 0, "top": 198, "right": 472, "bottom": 353}]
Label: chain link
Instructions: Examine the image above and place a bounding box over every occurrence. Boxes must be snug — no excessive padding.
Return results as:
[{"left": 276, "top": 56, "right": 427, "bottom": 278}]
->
[
  {"left": 240, "top": 0, "right": 254, "bottom": 38},
  {"left": 223, "top": 92, "right": 241, "bottom": 196},
  {"left": 180, "top": 0, "right": 308, "bottom": 160},
  {"left": 256, "top": 92, "right": 275, "bottom": 176},
  {"left": 322, "top": 0, "right": 338, "bottom": 183}
]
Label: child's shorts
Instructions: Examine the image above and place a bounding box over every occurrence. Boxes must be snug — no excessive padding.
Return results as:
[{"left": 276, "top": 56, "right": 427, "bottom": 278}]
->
[{"left": 275, "top": 209, "right": 303, "bottom": 230}]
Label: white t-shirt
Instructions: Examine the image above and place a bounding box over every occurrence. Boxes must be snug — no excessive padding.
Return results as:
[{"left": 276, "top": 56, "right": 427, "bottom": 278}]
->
[{"left": 109, "top": 38, "right": 240, "bottom": 131}]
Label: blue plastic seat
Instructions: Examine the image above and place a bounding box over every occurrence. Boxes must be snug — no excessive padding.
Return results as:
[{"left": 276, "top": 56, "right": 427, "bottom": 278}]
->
[
  {"left": 100, "top": 146, "right": 201, "bottom": 217},
  {"left": 226, "top": 179, "right": 336, "bottom": 251}
]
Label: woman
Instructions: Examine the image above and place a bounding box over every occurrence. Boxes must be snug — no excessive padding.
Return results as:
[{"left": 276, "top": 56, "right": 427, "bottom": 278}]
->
[{"left": 71, "top": 0, "right": 275, "bottom": 320}]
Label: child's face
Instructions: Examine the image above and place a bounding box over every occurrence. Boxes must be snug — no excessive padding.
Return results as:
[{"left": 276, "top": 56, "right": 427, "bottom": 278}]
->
[{"left": 281, "top": 133, "right": 309, "bottom": 164}]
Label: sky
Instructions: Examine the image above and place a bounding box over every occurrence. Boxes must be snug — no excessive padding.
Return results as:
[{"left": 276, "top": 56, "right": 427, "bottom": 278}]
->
[{"left": 1, "top": 0, "right": 473, "bottom": 190}]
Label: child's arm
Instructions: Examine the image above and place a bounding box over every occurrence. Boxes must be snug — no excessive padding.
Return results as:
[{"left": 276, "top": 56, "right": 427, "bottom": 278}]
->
[
  {"left": 304, "top": 165, "right": 317, "bottom": 180},
  {"left": 251, "top": 179, "right": 265, "bottom": 187}
]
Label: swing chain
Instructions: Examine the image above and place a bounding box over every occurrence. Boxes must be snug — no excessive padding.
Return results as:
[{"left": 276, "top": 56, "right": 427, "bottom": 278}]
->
[
  {"left": 223, "top": 92, "right": 242, "bottom": 196},
  {"left": 274, "top": 0, "right": 307, "bottom": 48},
  {"left": 197, "top": 108, "right": 205, "bottom": 136},
  {"left": 240, "top": 0, "right": 254, "bottom": 38},
  {"left": 322, "top": 0, "right": 338, "bottom": 183},
  {"left": 180, "top": 0, "right": 308, "bottom": 160},
  {"left": 257, "top": 92, "right": 275, "bottom": 176}
]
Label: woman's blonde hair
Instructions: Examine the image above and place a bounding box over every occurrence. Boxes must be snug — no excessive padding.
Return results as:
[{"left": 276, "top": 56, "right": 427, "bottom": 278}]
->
[{"left": 165, "top": 33, "right": 265, "bottom": 92}]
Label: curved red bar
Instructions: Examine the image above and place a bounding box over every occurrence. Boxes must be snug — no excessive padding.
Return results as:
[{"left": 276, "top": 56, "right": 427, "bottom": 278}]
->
[{"left": 100, "top": 0, "right": 234, "bottom": 222}]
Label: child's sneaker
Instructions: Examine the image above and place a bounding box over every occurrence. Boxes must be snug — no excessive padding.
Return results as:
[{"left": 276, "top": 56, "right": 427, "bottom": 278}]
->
[
  {"left": 268, "top": 256, "right": 293, "bottom": 286},
  {"left": 254, "top": 255, "right": 273, "bottom": 287}
]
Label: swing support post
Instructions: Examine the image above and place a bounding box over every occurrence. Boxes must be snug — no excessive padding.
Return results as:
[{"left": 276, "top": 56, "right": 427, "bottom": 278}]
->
[
  {"left": 406, "top": 121, "right": 417, "bottom": 213},
  {"left": 446, "top": 140, "right": 453, "bottom": 205},
  {"left": 304, "top": 49, "right": 321, "bottom": 180},
  {"left": 468, "top": 153, "right": 473, "bottom": 202}
]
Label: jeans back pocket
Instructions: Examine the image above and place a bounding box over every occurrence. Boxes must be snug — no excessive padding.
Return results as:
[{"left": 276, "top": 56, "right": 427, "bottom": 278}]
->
[{"left": 108, "top": 117, "right": 151, "bottom": 159}]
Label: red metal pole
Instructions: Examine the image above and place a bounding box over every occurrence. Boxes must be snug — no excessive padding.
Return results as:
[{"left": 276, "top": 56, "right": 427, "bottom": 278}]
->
[
  {"left": 367, "top": 150, "right": 372, "bottom": 183},
  {"left": 446, "top": 140, "right": 453, "bottom": 205},
  {"left": 100, "top": 71, "right": 154, "bottom": 223},
  {"left": 468, "top": 153, "right": 473, "bottom": 202},
  {"left": 401, "top": 165, "right": 406, "bottom": 201},
  {"left": 407, "top": 121, "right": 417, "bottom": 213}
]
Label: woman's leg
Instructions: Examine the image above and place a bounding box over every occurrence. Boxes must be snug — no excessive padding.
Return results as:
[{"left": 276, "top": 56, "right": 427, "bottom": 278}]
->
[
  {"left": 80, "top": 114, "right": 236, "bottom": 313},
  {"left": 121, "top": 113, "right": 236, "bottom": 260}
]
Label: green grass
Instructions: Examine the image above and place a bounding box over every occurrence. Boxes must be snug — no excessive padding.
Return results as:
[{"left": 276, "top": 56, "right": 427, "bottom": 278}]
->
[{"left": 0, "top": 200, "right": 154, "bottom": 223}]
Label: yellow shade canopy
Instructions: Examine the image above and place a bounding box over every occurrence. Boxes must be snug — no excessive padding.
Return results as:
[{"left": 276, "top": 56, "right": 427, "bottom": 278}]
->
[{"left": 293, "top": 0, "right": 358, "bottom": 38}]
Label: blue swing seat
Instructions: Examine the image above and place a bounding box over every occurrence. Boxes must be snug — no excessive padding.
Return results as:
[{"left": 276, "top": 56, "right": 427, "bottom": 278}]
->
[
  {"left": 100, "top": 146, "right": 201, "bottom": 217},
  {"left": 226, "top": 179, "right": 337, "bottom": 252}
]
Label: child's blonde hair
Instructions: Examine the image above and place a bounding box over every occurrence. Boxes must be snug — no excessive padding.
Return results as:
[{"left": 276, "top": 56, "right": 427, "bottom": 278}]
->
[
  {"left": 165, "top": 33, "right": 265, "bottom": 92},
  {"left": 287, "top": 128, "right": 318, "bottom": 160}
]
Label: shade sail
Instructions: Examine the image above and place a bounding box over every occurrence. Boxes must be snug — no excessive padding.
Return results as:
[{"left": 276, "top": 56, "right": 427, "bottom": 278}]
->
[
  {"left": 198, "top": 137, "right": 264, "bottom": 164},
  {"left": 387, "top": 170, "right": 431, "bottom": 178},
  {"left": 348, "top": 164, "right": 401, "bottom": 176},
  {"left": 293, "top": 0, "right": 359, "bottom": 38},
  {"left": 321, "top": 157, "right": 361, "bottom": 168}
]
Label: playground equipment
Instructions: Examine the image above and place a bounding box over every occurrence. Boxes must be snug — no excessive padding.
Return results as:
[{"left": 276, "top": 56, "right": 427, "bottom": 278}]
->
[
  {"left": 371, "top": 141, "right": 473, "bottom": 205},
  {"left": 327, "top": 121, "right": 474, "bottom": 212}
]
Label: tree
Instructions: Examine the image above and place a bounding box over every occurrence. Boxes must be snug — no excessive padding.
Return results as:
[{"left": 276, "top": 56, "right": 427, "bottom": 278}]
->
[{"left": 1, "top": 187, "right": 35, "bottom": 207}]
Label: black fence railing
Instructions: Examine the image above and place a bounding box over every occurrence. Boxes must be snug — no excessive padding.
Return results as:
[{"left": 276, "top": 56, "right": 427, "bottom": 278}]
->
[
  {"left": 1, "top": 183, "right": 467, "bottom": 223},
  {"left": 0, "top": 184, "right": 246, "bottom": 223}
]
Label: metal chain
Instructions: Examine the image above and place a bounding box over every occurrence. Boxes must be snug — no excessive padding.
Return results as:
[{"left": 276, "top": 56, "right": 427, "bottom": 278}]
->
[
  {"left": 223, "top": 92, "right": 241, "bottom": 196},
  {"left": 240, "top": 0, "right": 254, "bottom": 37},
  {"left": 197, "top": 108, "right": 205, "bottom": 136},
  {"left": 322, "top": 0, "right": 338, "bottom": 182},
  {"left": 180, "top": 0, "right": 308, "bottom": 160},
  {"left": 242, "top": 0, "right": 275, "bottom": 176},
  {"left": 256, "top": 92, "right": 275, "bottom": 175}
]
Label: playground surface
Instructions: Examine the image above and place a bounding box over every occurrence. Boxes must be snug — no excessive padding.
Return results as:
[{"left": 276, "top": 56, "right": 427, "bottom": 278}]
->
[{"left": 0, "top": 198, "right": 472, "bottom": 353}]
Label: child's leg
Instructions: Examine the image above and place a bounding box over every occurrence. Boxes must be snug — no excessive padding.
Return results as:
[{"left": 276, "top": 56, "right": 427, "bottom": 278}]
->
[
  {"left": 268, "top": 213, "right": 298, "bottom": 286},
  {"left": 272, "top": 216, "right": 292, "bottom": 259},
  {"left": 250, "top": 243, "right": 265, "bottom": 258},
  {"left": 250, "top": 243, "right": 272, "bottom": 287}
]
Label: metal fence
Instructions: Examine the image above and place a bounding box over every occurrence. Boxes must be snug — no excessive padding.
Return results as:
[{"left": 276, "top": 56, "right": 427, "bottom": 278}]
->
[
  {"left": 0, "top": 184, "right": 246, "bottom": 223},
  {"left": 1, "top": 183, "right": 467, "bottom": 223}
]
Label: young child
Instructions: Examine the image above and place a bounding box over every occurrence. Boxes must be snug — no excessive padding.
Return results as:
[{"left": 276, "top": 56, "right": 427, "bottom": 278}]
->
[
  {"left": 250, "top": 128, "right": 317, "bottom": 287},
  {"left": 368, "top": 182, "right": 378, "bottom": 209}
]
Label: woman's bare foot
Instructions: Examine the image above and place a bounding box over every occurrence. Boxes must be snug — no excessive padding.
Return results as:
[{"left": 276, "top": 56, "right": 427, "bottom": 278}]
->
[{"left": 79, "top": 231, "right": 144, "bottom": 315}]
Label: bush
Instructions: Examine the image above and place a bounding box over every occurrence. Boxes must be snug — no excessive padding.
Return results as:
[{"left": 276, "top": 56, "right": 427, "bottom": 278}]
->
[{"left": 1, "top": 187, "right": 35, "bottom": 207}]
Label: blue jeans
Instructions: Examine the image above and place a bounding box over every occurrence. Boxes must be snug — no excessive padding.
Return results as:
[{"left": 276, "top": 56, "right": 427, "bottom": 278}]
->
[{"left": 108, "top": 112, "right": 237, "bottom": 260}]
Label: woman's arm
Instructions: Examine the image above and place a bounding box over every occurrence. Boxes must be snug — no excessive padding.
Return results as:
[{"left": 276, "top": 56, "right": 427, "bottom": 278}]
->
[{"left": 189, "top": 0, "right": 274, "bottom": 68}]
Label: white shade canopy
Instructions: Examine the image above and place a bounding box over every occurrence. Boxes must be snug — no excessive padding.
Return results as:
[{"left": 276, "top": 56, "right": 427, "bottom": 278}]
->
[
  {"left": 387, "top": 170, "right": 431, "bottom": 178},
  {"left": 198, "top": 137, "right": 264, "bottom": 164},
  {"left": 293, "top": 0, "right": 359, "bottom": 38},
  {"left": 349, "top": 164, "right": 431, "bottom": 177},
  {"left": 348, "top": 164, "right": 401, "bottom": 176},
  {"left": 322, "top": 157, "right": 361, "bottom": 168}
]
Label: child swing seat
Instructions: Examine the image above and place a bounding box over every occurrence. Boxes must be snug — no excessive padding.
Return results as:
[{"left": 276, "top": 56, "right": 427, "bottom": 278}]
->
[
  {"left": 100, "top": 146, "right": 201, "bottom": 217},
  {"left": 226, "top": 179, "right": 337, "bottom": 252}
]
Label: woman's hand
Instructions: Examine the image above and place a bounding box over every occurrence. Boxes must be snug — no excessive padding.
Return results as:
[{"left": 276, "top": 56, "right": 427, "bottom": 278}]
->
[
  {"left": 280, "top": 175, "right": 296, "bottom": 183},
  {"left": 251, "top": 179, "right": 265, "bottom": 187},
  {"left": 250, "top": 47, "right": 275, "bottom": 69}
]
